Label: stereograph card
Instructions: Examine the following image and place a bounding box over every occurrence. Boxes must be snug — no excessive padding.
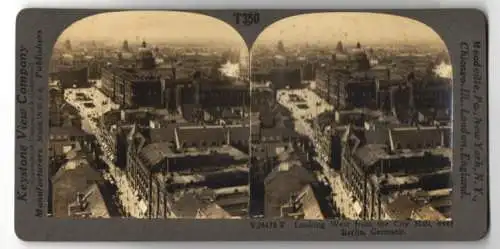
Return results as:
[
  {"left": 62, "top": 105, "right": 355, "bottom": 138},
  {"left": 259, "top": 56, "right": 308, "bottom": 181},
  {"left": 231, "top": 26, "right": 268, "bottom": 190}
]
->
[{"left": 14, "top": 8, "right": 489, "bottom": 241}]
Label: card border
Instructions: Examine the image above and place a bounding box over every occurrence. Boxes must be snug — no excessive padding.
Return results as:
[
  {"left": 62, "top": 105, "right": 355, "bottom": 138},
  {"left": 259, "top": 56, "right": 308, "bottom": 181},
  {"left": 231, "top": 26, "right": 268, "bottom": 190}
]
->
[{"left": 14, "top": 8, "right": 489, "bottom": 241}]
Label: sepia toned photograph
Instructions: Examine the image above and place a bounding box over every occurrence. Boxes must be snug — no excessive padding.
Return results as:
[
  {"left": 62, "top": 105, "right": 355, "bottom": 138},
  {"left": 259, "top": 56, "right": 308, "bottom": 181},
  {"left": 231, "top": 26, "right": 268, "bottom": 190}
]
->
[
  {"left": 48, "top": 11, "right": 452, "bottom": 221},
  {"left": 249, "top": 13, "right": 452, "bottom": 221},
  {"left": 48, "top": 11, "right": 251, "bottom": 219}
]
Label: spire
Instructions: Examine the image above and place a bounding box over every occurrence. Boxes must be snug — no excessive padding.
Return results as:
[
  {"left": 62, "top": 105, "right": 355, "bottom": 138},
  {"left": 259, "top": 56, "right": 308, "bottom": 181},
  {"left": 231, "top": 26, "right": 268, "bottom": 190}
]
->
[
  {"left": 122, "top": 40, "right": 129, "bottom": 52},
  {"left": 64, "top": 39, "right": 72, "bottom": 51},
  {"left": 277, "top": 40, "right": 285, "bottom": 53},
  {"left": 335, "top": 41, "right": 344, "bottom": 53}
]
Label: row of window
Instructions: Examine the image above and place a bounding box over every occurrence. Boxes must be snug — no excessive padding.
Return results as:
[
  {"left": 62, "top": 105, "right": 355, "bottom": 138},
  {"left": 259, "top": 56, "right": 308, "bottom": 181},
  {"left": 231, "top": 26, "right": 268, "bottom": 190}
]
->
[{"left": 394, "top": 141, "right": 442, "bottom": 150}]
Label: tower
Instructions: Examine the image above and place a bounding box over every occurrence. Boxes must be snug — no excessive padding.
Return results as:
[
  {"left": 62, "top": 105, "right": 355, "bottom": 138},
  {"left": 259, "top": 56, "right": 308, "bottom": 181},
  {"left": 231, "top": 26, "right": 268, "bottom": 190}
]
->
[
  {"left": 64, "top": 39, "right": 72, "bottom": 51},
  {"left": 277, "top": 40, "right": 285, "bottom": 53},
  {"left": 335, "top": 41, "right": 345, "bottom": 53},
  {"left": 122, "top": 40, "right": 130, "bottom": 52},
  {"left": 193, "top": 71, "right": 201, "bottom": 105},
  {"left": 136, "top": 40, "right": 156, "bottom": 70}
]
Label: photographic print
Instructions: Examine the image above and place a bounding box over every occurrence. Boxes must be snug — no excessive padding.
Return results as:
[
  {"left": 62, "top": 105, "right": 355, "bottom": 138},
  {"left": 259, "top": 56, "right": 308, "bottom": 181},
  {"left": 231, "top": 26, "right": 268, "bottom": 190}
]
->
[
  {"left": 250, "top": 13, "right": 452, "bottom": 221},
  {"left": 48, "top": 11, "right": 251, "bottom": 219},
  {"left": 48, "top": 11, "right": 453, "bottom": 221}
]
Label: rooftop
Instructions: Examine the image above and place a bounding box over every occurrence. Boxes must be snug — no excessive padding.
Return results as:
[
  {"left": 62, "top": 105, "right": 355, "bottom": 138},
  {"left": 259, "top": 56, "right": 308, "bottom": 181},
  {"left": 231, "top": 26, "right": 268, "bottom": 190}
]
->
[
  {"left": 50, "top": 126, "right": 89, "bottom": 137},
  {"left": 412, "top": 204, "right": 448, "bottom": 221},
  {"left": 384, "top": 195, "right": 419, "bottom": 220},
  {"left": 168, "top": 165, "right": 249, "bottom": 185},
  {"left": 354, "top": 144, "right": 389, "bottom": 167},
  {"left": 196, "top": 203, "right": 233, "bottom": 219},
  {"left": 67, "top": 184, "right": 111, "bottom": 219},
  {"left": 51, "top": 157, "right": 109, "bottom": 218},
  {"left": 139, "top": 144, "right": 248, "bottom": 168}
]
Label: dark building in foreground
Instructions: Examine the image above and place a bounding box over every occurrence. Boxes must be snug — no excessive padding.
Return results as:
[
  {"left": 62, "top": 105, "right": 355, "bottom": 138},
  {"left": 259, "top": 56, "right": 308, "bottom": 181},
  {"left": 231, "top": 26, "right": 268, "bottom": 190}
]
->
[
  {"left": 332, "top": 124, "right": 452, "bottom": 220},
  {"left": 123, "top": 123, "right": 251, "bottom": 219},
  {"left": 263, "top": 156, "right": 317, "bottom": 218},
  {"left": 49, "top": 67, "right": 90, "bottom": 89},
  {"left": 49, "top": 126, "right": 97, "bottom": 175},
  {"left": 270, "top": 67, "right": 302, "bottom": 89},
  {"left": 50, "top": 151, "right": 117, "bottom": 218}
]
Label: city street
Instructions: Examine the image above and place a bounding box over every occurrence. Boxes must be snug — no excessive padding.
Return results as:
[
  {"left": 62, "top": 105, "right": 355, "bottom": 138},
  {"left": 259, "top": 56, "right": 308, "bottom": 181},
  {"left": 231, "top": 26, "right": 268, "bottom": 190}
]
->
[
  {"left": 64, "top": 85, "right": 147, "bottom": 218},
  {"left": 276, "top": 88, "right": 333, "bottom": 140},
  {"left": 277, "top": 87, "right": 361, "bottom": 220}
]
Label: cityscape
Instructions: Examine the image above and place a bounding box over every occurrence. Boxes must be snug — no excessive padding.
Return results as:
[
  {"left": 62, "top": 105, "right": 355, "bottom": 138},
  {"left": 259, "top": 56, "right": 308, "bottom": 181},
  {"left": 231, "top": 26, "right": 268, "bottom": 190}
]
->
[{"left": 48, "top": 11, "right": 452, "bottom": 221}]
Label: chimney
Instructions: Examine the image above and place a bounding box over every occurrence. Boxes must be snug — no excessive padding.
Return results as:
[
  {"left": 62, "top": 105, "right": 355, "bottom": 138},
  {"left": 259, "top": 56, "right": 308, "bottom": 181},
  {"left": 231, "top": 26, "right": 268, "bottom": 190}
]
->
[
  {"left": 76, "top": 192, "right": 83, "bottom": 206},
  {"left": 351, "top": 135, "right": 361, "bottom": 154},
  {"left": 120, "top": 110, "right": 126, "bottom": 121}
]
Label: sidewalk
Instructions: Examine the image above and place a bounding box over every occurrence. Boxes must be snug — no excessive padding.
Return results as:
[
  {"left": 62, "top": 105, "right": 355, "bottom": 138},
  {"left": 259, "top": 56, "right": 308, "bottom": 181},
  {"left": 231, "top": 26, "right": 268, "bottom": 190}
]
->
[
  {"left": 100, "top": 155, "right": 147, "bottom": 218},
  {"left": 319, "top": 159, "right": 361, "bottom": 220},
  {"left": 64, "top": 87, "right": 147, "bottom": 218}
]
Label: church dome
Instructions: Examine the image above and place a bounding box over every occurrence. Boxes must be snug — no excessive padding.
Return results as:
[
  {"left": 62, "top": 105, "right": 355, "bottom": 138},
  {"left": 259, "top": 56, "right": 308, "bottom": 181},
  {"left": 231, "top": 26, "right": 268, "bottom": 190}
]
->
[
  {"left": 136, "top": 41, "right": 156, "bottom": 69},
  {"left": 138, "top": 47, "right": 154, "bottom": 61}
]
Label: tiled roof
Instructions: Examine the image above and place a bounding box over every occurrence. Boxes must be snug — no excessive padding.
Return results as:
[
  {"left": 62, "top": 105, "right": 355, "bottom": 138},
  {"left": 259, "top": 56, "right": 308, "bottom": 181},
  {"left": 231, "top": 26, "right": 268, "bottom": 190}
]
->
[
  {"left": 196, "top": 203, "right": 232, "bottom": 219},
  {"left": 68, "top": 184, "right": 111, "bottom": 218},
  {"left": 139, "top": 142, "right": 173, "bottom": 168},
  {"left": 50, "top": 126, "right": 88, "bottom": 137},
  {"left": 354, "top": 144, "right": 389, "bottom": 167},
  {"left": 297, "top": 184, "right": 325, "bottom": 220},
  {"left": 176, "top": 125, "right": 228, "bottom": 147},
  {"left": 264, "top": 161, "right": 316, "bottom": 197},
  {"left": 385, "top": 195, "right": 419, "bottom": 220},
  {"left": 412, "top": 204, "right": 447, "bottom": 221},
  {"left": 51, "top": 159, "right": 106, "bottom": 218},
  {"left": 147, "top": 124, "right": 178, "bottom": 143},
  {"left": 169, "top": 192, "right": 207, "bottom": 218},
  {"left": 389, "top": 126, "right": 450, "bottom": 151}
]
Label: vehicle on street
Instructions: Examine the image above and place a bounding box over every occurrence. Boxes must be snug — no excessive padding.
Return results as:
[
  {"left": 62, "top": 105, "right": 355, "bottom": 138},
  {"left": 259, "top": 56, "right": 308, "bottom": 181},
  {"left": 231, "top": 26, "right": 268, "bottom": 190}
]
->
[{"left": 83, "top": 102, "right": 96, "bottom": 108}]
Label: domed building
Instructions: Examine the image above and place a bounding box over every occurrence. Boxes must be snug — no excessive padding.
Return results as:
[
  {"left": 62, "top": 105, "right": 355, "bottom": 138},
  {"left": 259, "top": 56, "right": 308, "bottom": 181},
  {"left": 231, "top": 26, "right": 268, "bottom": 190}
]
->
[
  {"left": 350, "top": 42, "right": 371, "bottom": 71},
  {"left": 136, "top": 41, "right": 156, "bottom": 70},
  {"left": 331, "top": 41, "right": 370, "bottom": 71}
]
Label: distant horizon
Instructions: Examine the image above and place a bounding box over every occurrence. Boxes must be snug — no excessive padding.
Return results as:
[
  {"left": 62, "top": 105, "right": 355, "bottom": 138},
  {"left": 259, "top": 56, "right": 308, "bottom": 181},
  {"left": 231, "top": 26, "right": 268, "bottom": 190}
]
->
[
  {"left": 254, "top": 13, "right": 447, "bottom": 49},
  {"left": 55, "top": 11, "right": 247, "bottom": 49},
  {"left": 56, "top": 38, "right": 446, "bottom": 54},
  {"left": 55, "top": 11, "right": 447, "bottom": 52}
]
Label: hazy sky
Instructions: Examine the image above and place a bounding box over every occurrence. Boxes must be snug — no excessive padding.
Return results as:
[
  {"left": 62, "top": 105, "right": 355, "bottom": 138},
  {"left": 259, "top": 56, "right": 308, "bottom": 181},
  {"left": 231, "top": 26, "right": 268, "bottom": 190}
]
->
[
  {"left": 254, "top": 13, "right": 446, "bottom": 47},
  {"left": 57, "top": 11, "right": 246, "bottom": 46},
  {"left": 57, "top": 11, "right": 446, "bottom": 49}
]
